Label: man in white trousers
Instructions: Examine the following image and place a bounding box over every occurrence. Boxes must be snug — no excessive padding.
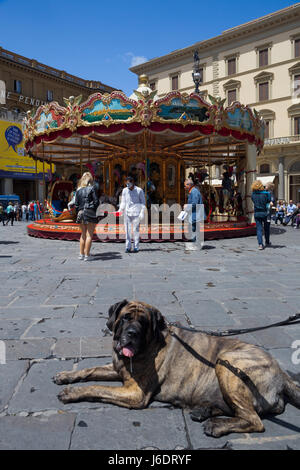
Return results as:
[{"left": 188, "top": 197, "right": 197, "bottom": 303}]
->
[{"left": 119, "top": 176, "right": 146, "bottom": 253}]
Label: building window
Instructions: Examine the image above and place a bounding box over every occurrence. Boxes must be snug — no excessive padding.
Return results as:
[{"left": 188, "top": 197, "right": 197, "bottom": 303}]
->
[
  {"left": 227, "top": 58, "right": 236, "bottom": 76},
  {"left": 171, "top": 75, "right": 179, "bottom": 91},
  {"left": 294, "top": 116, "right": 300, "bottom": 135},
  {"left": 264, "top": 120, "right": 270, "bottom": 139},
  {"left": 259, "top": 48, "right": 269, "bottom": 67},
  {"left": 295, "top": 38, "right": 300, "bottom": 58},
  {"left": 294, "top": 74, "right": 300, "bottom": 96},
  {"left": 260, "top": 163, "right": 270, "bottom": 174},
  {"left": 47, "top": 90, "right": 53, "bottom": 101},
  {"left": 259, "top": 82, "right": 269, "bottom": 101},
  {"left": 14, "top": 80, "right": 22, "bottom": 93},
  {"left": 227, "top": 89, "right": 237, "bottom": 105}
]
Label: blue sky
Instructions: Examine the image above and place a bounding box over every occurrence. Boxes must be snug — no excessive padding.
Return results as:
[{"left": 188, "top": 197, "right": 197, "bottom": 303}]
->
[{"left": 0, "top": 0, "right": 298, "bottom": 95}]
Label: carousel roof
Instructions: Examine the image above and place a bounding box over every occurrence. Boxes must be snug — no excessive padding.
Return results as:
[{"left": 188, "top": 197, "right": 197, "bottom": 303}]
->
[{"left": 23, "top": 76, "right": 265, "bottom": 166}]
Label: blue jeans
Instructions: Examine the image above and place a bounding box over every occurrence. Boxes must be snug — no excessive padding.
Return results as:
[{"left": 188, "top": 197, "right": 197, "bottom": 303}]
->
[{"left": 255, "top": 216, "right": 269, "bottom": 246}]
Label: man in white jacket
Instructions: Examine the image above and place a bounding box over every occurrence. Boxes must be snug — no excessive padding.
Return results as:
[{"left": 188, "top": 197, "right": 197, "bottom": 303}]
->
[{"left": 119, "top": 176, "right": 146, "bottom": 253}]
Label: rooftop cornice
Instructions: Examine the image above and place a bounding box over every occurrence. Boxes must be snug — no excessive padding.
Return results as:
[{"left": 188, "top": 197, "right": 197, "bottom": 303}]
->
[
  {"left": 130, "top": 3, "right": 300, "bottom": 74},
  {"left": 0, "top": 46, "right": 116, "bottom": 93}
]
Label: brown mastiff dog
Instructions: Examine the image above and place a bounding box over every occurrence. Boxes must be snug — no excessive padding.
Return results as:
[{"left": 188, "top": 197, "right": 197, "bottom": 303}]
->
[{"left": 54, "top": 300, "right": 300, "bottom": 437}]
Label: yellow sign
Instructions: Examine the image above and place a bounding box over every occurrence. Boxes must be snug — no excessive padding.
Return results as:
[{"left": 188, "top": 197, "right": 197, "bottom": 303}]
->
[{"left": 0, "top": 120, "right": 50, "bottom": 179}]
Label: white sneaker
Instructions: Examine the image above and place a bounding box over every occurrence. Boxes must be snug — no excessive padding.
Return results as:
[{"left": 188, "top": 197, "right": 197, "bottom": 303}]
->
[
  {"left": 84, "top": 255, "right": 92, "bottom": 261},
  {"left": 78, "top": 254, "right": 84, "bottom": 260},
  {"left": 185, "top": 242, "right": 198, "bottom": 251}
]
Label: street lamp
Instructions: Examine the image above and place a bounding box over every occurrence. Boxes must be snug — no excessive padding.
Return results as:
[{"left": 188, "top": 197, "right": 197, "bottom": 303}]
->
[{"left": 192, "top": 50, "right": 201, "bottom": 94}]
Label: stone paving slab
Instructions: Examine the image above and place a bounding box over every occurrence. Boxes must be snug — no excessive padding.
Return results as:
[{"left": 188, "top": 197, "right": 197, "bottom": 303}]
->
[
  {"left": 70, "top": 408, "right": 188, "bottom": 450},
  {"left": 0, "top": 360, "right": 29, "bottom": 412},
  {"left": 0, "top": 319, "right": 34, "bottom": 340},
  {"left": 53, "top": 336, "right": 112, "bottom": 359},
  {"left": 24, "top": 317, "right": 108, "bottom": 339},
  {"left": 5, "top": 338, "right": 56, "bottom": 361},
  {"left": 0, "top": 306, "right": 76, "bottom": 320},
  {"left": 0, "top": 413, "right": 76, "bottom": 450}
]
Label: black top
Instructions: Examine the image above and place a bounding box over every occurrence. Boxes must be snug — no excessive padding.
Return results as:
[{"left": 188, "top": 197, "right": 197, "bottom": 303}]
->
[{"left": 75, "top": 185, "right": 99, "bottom": 213}]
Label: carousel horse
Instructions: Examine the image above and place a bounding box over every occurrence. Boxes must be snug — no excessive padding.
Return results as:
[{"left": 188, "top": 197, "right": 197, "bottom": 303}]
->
[{"left": 46, "top": 200, "right": 76, "bottom": 223}]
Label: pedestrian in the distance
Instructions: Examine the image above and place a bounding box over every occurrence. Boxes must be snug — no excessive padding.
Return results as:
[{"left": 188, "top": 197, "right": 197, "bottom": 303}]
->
[
  {"left": 0, "top": 204, "right": 5, "bottom": 226},
  {"left": 5, "top": 202, "right": 14, "bottom": 226},
  {"left": 21, "top": 202, "right": 27, "bottom": 221},
  {"left": 119, "top": 176, "right": 145, "bottom": 253},
  {"left": 251, "top": 180, "right": 271, "bottom": 250},
  {"left": 183, "top": 178, "right": 205, "bottom": 249},
  {"left": 264, "top": 182, "right": 275, "bottom": 246},
  {"left": 75, "top": 172, "right": 99, "bottom": 261}
]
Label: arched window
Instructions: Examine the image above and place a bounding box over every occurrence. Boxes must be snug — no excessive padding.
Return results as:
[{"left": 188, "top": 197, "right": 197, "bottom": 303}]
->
[
  {"left": 289, "top": 160, "right": 300, "bottom": 173},
  {"left": 260, "top": 163, "right": 270, "bottom": 174}
]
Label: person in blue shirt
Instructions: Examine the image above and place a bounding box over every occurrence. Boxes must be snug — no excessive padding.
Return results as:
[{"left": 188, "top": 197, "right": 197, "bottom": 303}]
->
[
  {"left": 184, "top": 179, "right": 205, "bottom": 246},
  {"left": 251, "top": 180, "right": 271, "bottom": 250},
  {"left": 5, "top": 202, "right": 14, "bottom": 226},
  {"left": 283, "top": 200, "right": 297, "bottom": 226}
]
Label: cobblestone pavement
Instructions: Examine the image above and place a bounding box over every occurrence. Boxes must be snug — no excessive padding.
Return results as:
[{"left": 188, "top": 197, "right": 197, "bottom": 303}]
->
[{"left": 0, "top": 222, "right": 299, "bottom": 450}]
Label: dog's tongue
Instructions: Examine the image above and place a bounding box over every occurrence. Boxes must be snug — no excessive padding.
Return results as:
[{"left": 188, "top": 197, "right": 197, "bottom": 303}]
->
[{"left": 122, "top": 346, "right": 134, "bottom": 357}]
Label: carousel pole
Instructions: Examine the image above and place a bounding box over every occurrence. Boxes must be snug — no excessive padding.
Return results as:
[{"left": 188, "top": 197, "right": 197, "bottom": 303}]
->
[
  {"left": 143, "top": 129, "right": 148, "bottom": 204},
  {"left": 208, "top": 137, "right": 211, "bottom": 222},
  {"left": 42, "top": 143, "right": 46, "bottom": 223},
  {"left": 177, "top": 160, "right": 181, "bottom": 205},
  {"left": 227, "top": 143, "right": 230, "bottom": 221},
  {"left": 35, "top": 156, "right": 38, "bottom": 202},
  {"left": 80, "top": 138, "right": 83, "bottom": 176}
]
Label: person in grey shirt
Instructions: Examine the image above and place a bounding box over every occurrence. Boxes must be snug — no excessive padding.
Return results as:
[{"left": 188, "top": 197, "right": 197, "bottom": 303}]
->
[{"left": 119, "top": 176, "right": 145, "bottom": 253}]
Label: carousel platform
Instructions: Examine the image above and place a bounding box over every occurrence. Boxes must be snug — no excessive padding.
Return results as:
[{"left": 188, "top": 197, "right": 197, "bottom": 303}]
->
[{"left": 27, "top": 217, "right": 256, "bottom": 242}]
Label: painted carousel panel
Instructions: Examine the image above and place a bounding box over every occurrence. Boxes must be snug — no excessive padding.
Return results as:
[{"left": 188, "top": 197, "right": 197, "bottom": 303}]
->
[
  {"left": 81, "top": 98, "right": 134, "bottom": 123},
  {"left": 157, "top": 97, "right": 209, "bottom": 122}
]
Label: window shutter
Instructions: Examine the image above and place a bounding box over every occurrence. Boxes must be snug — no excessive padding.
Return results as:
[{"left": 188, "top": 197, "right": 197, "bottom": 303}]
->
[
  {"left": 259, "top": 49, "right": 268, "bottom": 67},
  {"left": 228, "top": 58, "right": 236, "bottom": 75},
  {"left": 228, "top": 89, "right": 237, "bottom": 104},
  {"left": 259, "top": 82, "right": 269, "bottom": 101}
]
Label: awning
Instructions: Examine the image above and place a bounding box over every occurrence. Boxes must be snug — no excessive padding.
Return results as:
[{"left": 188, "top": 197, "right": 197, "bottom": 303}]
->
[{"left": 257, "top": 175, "right": 276, "bottom": 185}]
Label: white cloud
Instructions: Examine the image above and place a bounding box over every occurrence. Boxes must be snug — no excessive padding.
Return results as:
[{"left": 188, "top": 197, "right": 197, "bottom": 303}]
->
[
  {"left": 123, "top": 52, "right": 148, "bottom": 67},
  {"left": 130, "top": 55, "right": 148, "bottom": 67}
]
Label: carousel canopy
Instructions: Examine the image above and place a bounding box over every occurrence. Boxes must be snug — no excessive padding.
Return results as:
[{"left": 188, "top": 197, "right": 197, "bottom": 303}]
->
[{"left": 23, "top": 76, "right": 265, "bottom": 167}]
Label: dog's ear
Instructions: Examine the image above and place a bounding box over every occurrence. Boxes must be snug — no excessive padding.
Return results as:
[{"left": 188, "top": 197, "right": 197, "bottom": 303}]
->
[
  {"left": 107, "top": 299, "right": 129, "bottom": 331},
  {"left": 150, "top": 306, "right": 166, "bottom": 337}
]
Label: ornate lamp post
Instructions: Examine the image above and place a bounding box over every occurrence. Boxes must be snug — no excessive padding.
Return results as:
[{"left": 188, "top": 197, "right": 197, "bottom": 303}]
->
[{"left": 192, "top": 50, "right": 201, "bottom": 94}]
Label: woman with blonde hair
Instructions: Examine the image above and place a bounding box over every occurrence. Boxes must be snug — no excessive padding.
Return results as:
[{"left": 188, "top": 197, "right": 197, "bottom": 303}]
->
[
  {"left": 75, "top": 172, "right": 99, "bottom": 261},
  {"left": 251, "top": 180, "right": 271, "bottom": 250}
]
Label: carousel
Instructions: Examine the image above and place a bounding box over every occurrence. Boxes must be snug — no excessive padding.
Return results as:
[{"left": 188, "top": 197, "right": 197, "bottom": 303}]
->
[{"left": 23, "top": 75, "right": 265, "bottom": 242}]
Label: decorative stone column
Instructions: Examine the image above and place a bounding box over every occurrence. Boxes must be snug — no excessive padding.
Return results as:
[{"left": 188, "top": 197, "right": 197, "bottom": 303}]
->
[
  {"left": 245, "top": 143, "right": 257, "bottom": 223},
  {"left": 278, "top": 156, "right": 285, "bottom": 201},
  {"left": 3, "top": 178, "right": 13, "bottom": 195}
]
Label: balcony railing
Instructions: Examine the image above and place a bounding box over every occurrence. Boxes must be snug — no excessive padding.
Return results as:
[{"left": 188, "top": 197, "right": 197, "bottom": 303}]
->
[
  {"left": 264, "top": 135, "right": 300, "bottom": 146},
  {"left": 0, "top": 107, "right": 26, "bottom": 123}
]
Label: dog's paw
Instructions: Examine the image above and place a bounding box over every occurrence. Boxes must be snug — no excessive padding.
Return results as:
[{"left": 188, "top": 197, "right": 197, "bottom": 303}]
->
[
  {"left": 53, "top": 372, "right": 71, "bottom": 385},
  {"left": 190, "top": 407, "right": 210, "bottom": 423},
  {"left": 203, "top": 418, "right": 224, "bottom": 438},
  {"left": 57, "top": 387, "right": 76, "bottom": 403}
]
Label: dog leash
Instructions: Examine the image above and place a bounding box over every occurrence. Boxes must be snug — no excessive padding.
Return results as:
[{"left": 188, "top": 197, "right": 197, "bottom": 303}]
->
[{"left": 167, "top": 313, "right": 300, "bottom": 337}]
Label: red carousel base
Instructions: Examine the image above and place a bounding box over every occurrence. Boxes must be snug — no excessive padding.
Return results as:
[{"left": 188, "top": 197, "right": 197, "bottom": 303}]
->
[{"left": 27, "top": 217, "right": 256, "bottom": 242}]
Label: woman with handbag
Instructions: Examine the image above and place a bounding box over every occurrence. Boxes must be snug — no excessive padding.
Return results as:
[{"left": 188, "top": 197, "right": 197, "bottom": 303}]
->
[{"left": 75, "top": 172, "right": 99, "bottom": 261}]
